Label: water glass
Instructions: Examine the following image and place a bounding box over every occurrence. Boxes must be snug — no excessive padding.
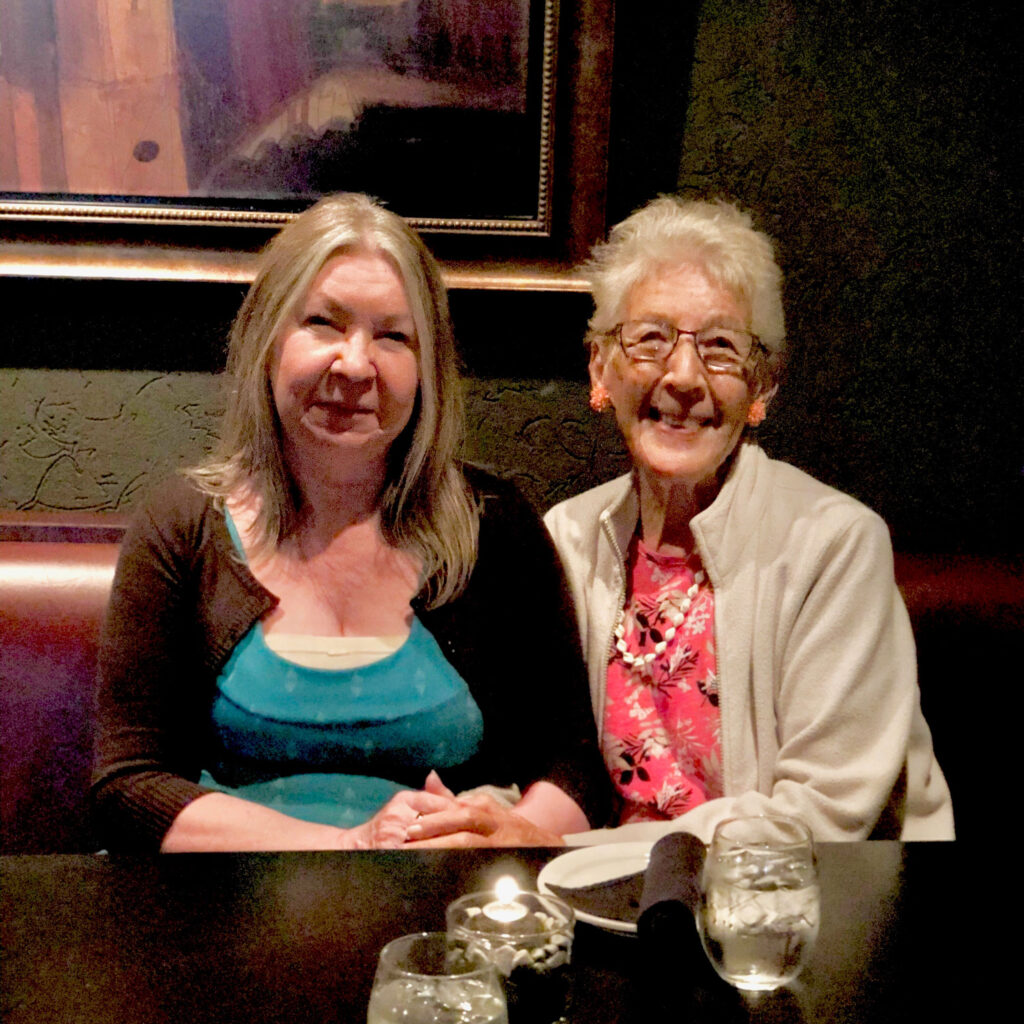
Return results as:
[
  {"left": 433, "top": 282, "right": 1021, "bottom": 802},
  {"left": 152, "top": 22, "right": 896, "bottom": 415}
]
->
[
  {"left": 367, "top": 931, "right": 507, "bottom": 1024},
  {"left": 446, "top": 890, "right": 574, "bottom": 1024},
  {"left": 698, "top": 814, "right": 820, "bottom": 991}
]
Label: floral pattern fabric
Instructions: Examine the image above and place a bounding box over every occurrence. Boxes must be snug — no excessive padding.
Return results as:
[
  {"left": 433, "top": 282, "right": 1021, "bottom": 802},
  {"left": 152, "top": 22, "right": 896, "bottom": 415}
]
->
[{"left": 603, "top": 537, "right": 722, "bottom": 824}]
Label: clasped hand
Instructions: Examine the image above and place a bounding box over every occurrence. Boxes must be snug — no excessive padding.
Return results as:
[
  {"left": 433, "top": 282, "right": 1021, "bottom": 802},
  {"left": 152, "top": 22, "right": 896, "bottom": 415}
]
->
[{"left": 347, "top": 771, "right": 564, "bottom": 849}]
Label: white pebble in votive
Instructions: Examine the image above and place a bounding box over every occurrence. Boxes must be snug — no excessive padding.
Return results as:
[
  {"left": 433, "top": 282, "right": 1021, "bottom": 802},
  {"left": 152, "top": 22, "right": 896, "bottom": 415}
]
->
[{"left": 512, "top": 949, "right": 534, "bottom": 969}]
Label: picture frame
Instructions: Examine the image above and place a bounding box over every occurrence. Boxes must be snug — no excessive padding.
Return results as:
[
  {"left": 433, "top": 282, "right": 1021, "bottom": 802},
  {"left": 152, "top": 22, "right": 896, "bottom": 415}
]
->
[{"left": 0, "top": 0, "right": 614, "bottom": 280}]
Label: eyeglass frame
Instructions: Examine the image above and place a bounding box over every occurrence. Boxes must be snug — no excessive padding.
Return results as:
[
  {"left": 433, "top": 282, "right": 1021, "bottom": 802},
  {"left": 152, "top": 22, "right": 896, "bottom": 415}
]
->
[{"left": 603, "top": 319, "right": 767, "bottom": 376}]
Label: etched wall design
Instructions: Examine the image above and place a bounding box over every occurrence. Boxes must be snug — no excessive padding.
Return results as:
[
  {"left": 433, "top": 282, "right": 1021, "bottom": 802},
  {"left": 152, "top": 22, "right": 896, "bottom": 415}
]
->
[
  {"left": 0, "top": 370, "right": 630, "bottom": 513},
  {"left": 1, "top": 371, "right": 224, "bottom": 511}
]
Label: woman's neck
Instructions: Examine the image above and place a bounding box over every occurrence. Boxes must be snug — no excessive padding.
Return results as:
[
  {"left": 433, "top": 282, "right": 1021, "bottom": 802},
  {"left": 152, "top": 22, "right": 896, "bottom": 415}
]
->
[
  {"left": 636, "top": 446, "right": 744, "bottom": 553},
  {"left": 285, "top": 445, "right": 390, "bottom": 539},
  {"left": 294, "top": 474, "right": 385, "bottom": 542},
  {"left": 638, "top": 480, "right": 695, "bottom": 556},
  {"left": 636, "top": 470, "right": 721, "bottom": 556},
  {"left": 228, "top": 458, "right": 389, "bottom": 558}
]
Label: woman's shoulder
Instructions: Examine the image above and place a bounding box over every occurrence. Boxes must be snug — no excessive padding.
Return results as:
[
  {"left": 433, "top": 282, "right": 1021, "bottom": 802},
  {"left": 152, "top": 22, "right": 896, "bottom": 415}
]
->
[
  {"left": 131, "top": 474, "right": 215, "bottom": 526},
  {"left": 685, "top": 447, "right": 898, "bottom": 591},
  {"left": 460, "top": 462, "right": 516, "bottom": 500},
  {"left": 744, "top": 450, "right": 894, "bottom": 566},
  {"left": 543, "top": 474, "right": 634, "bottom": 538},
  {"left": 440, "top": 465, "right": 562, "bottom": 601},
  {"left": 755, "top": 451, "right": 885, "bottom": 529},
  {"left": 119, "top": 474, "right": 226, "bottom": 562}
]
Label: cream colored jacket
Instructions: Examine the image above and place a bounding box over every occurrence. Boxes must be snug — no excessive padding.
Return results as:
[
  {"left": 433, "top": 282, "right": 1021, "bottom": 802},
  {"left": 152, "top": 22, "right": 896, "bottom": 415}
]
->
[{"left": 544, "top": 444, "right": 954, "bottom": 843}]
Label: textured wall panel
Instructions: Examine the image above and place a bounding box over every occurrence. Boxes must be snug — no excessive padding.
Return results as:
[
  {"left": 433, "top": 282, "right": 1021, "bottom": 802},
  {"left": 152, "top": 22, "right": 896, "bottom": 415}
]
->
[{"left": 0, "top": 370, "right": 629, "bottom": 513}]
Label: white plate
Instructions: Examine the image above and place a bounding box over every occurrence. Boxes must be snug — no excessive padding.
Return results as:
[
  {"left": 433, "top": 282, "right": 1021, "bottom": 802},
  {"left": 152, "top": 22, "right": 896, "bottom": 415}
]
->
[{"left": 537, "top": 842, "right": 653, "bottom": 935}]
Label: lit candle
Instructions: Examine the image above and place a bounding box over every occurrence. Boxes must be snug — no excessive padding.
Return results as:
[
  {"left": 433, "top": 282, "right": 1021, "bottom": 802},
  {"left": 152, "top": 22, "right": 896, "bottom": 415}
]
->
[{"left": 482, "top": 876, "right": 528, "bottom": 924}]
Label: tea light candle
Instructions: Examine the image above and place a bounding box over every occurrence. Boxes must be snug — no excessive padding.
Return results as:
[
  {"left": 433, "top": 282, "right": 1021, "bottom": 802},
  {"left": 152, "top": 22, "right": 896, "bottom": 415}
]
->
[
  {"left": 447, "top": 886, "right": 575, "bottom": 1021},
  {"left": 482, "top": 876, "right": 528, "bottom": 924}
]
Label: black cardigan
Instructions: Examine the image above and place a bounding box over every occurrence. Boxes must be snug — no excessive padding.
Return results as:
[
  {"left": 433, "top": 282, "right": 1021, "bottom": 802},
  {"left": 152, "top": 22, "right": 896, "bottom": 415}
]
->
[{"left": 92, "top": 467, "right": 611, "bottom": 850}]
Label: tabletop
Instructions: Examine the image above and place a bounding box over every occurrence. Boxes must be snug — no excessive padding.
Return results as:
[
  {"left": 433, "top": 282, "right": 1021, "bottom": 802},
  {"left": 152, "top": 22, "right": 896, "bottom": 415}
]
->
[{"left": 1, "top": 842, "right": 970, "bottom": 1024}]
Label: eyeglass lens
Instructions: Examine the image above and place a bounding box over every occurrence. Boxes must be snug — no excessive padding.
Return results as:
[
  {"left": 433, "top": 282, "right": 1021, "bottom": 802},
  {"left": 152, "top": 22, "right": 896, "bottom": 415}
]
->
[{"left": 619, "top": 321, "right": 752, "bottom": 371}]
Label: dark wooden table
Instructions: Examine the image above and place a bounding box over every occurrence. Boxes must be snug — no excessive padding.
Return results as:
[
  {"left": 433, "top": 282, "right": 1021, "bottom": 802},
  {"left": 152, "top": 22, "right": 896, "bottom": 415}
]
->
[{"left": 1, "top": 843, "right": 971, "bottom": 1023}]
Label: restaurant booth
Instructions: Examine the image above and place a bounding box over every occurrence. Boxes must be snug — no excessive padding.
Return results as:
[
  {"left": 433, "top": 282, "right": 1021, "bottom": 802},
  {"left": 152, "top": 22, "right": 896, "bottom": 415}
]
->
[{"left": 2, "top": 2, "right": 1019, "bottom": 1022}]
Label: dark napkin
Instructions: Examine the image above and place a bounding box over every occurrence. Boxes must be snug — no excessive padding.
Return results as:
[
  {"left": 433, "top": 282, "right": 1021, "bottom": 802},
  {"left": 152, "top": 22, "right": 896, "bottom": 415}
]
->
[
  {"left": 637, "top": 830, "right": 706, "bottom": 923},
  {"left": 636, "top": 832, "right": 740, "bottom": 1011}
]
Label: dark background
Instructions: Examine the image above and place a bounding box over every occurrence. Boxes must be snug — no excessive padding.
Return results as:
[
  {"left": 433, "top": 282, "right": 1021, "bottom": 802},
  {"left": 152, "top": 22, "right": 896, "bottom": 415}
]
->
[{"left": 2, "top": 0, "right": 1021, "bottom": 553}]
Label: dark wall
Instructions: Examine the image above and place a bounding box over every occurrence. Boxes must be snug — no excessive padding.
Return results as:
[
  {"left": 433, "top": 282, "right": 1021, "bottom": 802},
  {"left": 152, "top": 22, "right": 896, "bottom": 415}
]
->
[
  {"left": 674, "top": 0, "right": 1022, "bottom": 551},
  {"left": 2, "top": 0, "right": 1020, "bottom": 551}
]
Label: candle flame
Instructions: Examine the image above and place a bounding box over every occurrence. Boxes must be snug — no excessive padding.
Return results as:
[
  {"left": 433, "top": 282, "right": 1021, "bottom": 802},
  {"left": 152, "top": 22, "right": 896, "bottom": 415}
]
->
[{"left": 494, "top": 876, "right": 520, "bottom": 903}]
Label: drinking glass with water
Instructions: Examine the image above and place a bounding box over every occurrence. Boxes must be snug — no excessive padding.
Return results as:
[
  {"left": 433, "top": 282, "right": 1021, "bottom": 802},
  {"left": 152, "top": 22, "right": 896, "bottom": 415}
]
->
[
  {"left": 698, "top": 814, "right": 820, "bottom": 992},
  {"left": 367, "top": 931, "right": 508, "bottom": 1024}
]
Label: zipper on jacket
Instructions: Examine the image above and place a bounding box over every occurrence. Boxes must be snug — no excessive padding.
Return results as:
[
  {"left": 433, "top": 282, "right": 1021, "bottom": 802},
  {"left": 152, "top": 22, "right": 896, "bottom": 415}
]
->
[{"left": 599, "top": 510, "right": 628, "bottom": 741}]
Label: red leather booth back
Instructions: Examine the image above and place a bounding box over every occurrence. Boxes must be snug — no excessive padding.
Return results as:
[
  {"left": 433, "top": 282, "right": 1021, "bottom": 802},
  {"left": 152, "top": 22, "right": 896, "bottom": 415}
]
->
[{"left": 1, "top": 514, "right": 126, "bottom": 853}]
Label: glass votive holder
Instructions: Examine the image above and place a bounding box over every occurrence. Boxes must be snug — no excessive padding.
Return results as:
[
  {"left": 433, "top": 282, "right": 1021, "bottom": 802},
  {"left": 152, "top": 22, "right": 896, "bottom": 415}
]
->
[{"left": 446, "top": 886, "right": 575, "bottom": 1024}]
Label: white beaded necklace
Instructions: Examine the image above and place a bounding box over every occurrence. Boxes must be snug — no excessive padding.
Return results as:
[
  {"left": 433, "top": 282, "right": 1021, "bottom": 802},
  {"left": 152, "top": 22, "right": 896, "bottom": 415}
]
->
[{"left": 614, "top": 568, "right": 706, "bottom": 668}]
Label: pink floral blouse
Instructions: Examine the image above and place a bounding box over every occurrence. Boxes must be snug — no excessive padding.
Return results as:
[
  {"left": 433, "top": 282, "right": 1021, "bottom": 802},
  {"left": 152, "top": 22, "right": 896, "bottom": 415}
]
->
[{"left": 603, "top": 537, "right": 722, "bottom": 823}]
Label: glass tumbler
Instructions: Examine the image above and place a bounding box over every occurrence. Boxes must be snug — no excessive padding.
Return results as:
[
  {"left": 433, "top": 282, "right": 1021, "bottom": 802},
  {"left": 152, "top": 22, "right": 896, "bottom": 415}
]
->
[
  {"left": 698, "top": 814, "right": 820, "bottom": 991},
  {"left": 367, "top": 931, "right": 507, "bottom": 1024}
]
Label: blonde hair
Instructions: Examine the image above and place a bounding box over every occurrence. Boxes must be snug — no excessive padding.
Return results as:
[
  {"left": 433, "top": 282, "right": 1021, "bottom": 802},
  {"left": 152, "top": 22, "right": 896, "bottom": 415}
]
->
[
  {"left": 586, "top": 196, "right": 786, "bottom": 393},
  {"left": 187, "top": 193, "right": 478, "bottom": 607}
]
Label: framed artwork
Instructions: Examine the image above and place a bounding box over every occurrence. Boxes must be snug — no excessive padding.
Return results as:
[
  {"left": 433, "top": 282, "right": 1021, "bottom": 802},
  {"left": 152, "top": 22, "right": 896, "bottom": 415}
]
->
[{"left": 0, "top": 0, "right": 611, "bottom": 259}]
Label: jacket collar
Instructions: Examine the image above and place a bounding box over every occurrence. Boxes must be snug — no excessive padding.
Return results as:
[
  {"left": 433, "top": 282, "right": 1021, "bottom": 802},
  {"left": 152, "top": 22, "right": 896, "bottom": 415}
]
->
[
  {"left": 598, "top": 443, "right": 770, "bottom": 586},
  {"left": 598, "top": 472, "right": 639, "bottom": 568}
]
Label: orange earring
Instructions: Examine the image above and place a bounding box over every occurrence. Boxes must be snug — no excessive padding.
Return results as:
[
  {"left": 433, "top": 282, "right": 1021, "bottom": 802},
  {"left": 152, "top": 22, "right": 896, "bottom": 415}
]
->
[
  {"left": 589, "top": 383, "right": 612, "bottom": 412},
  {"left": 746, "top": 399, "right": 766, "bottom": 427}
]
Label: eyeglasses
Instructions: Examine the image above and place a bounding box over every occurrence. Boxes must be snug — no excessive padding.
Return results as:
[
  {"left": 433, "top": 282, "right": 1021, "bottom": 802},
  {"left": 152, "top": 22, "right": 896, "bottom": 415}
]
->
[{"left": 610, "top": 320, "right": 761, "bottom": 375}]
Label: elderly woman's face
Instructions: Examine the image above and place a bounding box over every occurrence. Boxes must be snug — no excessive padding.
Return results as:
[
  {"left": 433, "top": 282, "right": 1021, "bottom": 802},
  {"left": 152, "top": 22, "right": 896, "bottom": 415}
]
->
[
  {"left": 591, "top": 262, "right": 756, "bottom": 494},
  {"left": 270, "top": 251, "right": 420, "bottom": 477}
]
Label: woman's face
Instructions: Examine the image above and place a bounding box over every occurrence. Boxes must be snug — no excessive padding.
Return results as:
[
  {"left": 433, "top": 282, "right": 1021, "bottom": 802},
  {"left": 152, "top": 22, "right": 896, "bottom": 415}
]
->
[
  {"left": 591, "top": 262, "right": 757, "bottom": 496},
  {"left": 270, "top": 250, "right": 420, "bottom": 479}
]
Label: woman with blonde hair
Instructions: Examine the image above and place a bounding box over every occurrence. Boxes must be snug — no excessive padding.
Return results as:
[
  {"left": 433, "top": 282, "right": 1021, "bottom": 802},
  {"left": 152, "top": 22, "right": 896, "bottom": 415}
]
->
[{"left": 93, "top": 194, "right": 608, "bottom": 851}]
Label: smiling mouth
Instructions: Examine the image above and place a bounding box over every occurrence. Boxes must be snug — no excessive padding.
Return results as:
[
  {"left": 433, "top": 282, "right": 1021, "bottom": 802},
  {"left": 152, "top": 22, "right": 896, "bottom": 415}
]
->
[
  {"left": 315, "top": 401, "right": 374, "bottom": 416},
  {"left": 648, "top": 407, "right": 702, "bottom": 428}
]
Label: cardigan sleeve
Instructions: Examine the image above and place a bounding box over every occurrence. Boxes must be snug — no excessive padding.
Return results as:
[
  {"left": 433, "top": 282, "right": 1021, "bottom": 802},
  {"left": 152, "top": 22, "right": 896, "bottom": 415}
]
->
[
  {"left": 90, "top": 481, "right": 273, "bottom": 851},
  {"left": 420, "top": 469, "right": 613, "bottom": 828},
  {"left": 726, "top": 509, "right": 953, "bottom": 841},
  {"left": 695, "top": 510, "right": 930, "bottom": 839}
]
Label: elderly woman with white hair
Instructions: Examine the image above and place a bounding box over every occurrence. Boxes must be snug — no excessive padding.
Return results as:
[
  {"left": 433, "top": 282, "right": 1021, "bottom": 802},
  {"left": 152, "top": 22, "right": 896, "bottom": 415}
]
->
[
  {"left": 543, "top": 196, "right": 954, "bottom": 842},
  {"left": 93, "top": 193, "right": 608, "bottom": 852}
]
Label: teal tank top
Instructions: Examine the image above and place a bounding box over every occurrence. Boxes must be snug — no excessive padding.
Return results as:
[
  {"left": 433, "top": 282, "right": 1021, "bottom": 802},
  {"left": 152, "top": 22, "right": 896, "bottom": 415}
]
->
[{"left": 200, "top": 513, "right": 484, "bottom": 829}]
